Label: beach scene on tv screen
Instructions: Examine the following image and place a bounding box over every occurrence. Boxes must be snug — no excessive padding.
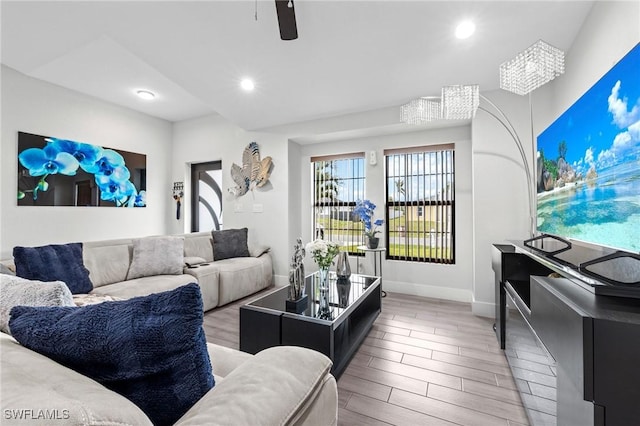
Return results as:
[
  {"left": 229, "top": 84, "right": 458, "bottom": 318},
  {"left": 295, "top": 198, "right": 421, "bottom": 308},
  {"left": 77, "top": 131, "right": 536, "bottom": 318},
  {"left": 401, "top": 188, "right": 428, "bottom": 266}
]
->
[{"left": 536, "top": 43, "right": 640, "bottom": 253}]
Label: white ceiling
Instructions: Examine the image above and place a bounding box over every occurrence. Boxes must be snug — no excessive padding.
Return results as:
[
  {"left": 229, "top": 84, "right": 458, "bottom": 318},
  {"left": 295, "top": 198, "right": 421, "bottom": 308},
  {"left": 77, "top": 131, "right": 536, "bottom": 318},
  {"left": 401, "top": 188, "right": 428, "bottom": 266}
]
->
[{"left": 1, "top": 1, "right": 594, "bottom": 130}]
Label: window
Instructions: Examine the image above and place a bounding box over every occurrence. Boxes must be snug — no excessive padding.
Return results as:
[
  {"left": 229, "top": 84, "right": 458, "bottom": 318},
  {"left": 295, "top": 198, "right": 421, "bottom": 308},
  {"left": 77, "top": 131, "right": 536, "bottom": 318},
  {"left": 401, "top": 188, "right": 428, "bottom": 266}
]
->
[
  {"left": 385, "top": 144, "right": 455, "bottom": 263},
  {"left": 312, "top": 153, "right": 365, "bottom": 254}
]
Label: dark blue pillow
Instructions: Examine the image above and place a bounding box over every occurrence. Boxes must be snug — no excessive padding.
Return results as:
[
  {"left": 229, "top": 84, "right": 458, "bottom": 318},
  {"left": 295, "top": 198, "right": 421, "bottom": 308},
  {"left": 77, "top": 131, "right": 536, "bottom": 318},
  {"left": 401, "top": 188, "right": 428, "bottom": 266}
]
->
[
  {"left": 13, "top": 243, "right": 92, "bottom": 294},
  {"left": 9, "top": 283, "right": 214, "bottom": 426}
]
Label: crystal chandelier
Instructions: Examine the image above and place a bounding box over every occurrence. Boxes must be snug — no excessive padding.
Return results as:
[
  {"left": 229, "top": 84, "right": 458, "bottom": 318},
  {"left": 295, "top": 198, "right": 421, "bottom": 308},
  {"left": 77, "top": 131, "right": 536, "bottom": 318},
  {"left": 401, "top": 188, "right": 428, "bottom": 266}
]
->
[
  {"left": 441, "top": 84, "right": 479, "bottom": 120},
  {"left": 400, "top": 85, "right": 479, "bottom": 124},
  {"left": 400, "top": 97, "right": 441, "bottom": 124},
  {"left": 499, "top": 40, "right": 565, "bottom": 96}
]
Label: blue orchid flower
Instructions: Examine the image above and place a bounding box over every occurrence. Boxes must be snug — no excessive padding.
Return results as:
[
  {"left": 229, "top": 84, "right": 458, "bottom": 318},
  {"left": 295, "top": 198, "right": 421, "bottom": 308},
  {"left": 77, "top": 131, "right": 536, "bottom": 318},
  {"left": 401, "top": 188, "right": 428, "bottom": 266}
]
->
[
  {"left": 18, "top": 144, "right": 79, "bottom": 176},
  {"left": 126, "top": 190, "right": 146, "bottom": 207},
  {"left": 95, "top": 174, "right": 136, "bottom": 204},
  {"left": 103, "top": 165, "right": 131, "bottom": 182},
  {"left": 354, "top": 199, "right": 384, "bottom": 238},
  {"left": 134, "top": 190, "right": 147, "bottom": 207},
  {"left": 47, "top": 138, "right": 104, "bottom": 172},
  {"left": 84, "top": 149, "right": 125, "bottom": 176}
]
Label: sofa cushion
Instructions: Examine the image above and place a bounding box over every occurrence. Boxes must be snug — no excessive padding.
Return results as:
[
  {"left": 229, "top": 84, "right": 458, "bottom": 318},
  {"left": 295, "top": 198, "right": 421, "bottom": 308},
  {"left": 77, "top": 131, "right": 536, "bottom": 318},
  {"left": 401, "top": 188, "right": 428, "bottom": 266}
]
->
[
  {"left": 0, "top": 275, "right": 74, "bottom": 334},
  {"left": 83, "top": 242, "right": 132, "bottom": 287},
  {"left": 0, "top": 333, "right": 153, "bottom": 426},
  {"left": 127, "top": 236, "right": 184, "bottom": 280},
  {"left": 90, "top": 274, "right": 196, "bottom": 300},
  {"left": 13, "top": 243, "right": 92, "bottom": 294},
  {"left": 217, "top": 256, "right": 273, "bottom": 307},
  {"left": 9, "top": 283, "right": 214, "bottom": 426},
  {"left": 212, "top": 228, "right": 250, "bottom": 261},
  {"left": 184, "top": 235, "right": 214, "bottom": 263},
  {"left": 184, "top": 266, "right": 220, "bottom": 311}
]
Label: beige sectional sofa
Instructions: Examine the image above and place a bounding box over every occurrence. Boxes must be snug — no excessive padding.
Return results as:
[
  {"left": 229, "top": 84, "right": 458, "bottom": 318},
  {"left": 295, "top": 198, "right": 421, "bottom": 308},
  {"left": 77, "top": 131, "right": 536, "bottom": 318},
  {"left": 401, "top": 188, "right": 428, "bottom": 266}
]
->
[
  {"left": 0, "top": 232, "right": 339, "bottom": 425},
  {"left": 1, "top": 231, "right": 273, "bottom": 311},
  {"left": 82, "top": 231, "right": 272, "bottom": 311}
]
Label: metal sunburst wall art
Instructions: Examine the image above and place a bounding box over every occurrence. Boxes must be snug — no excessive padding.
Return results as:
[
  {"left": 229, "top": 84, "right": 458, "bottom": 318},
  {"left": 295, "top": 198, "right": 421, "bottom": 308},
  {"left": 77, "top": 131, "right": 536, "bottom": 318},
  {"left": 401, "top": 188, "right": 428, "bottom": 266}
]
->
[{"left": 229, "top": 142, "right": 273, "bottom": 197}]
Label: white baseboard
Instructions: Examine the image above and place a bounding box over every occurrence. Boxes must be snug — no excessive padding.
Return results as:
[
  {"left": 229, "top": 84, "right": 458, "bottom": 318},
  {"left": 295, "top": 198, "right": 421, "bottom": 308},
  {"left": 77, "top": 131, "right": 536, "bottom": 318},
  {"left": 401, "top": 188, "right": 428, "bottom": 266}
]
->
[
  {"left": 472, "top": 299, "right": 495, "bottom": 318},
  {"left": 382, "top": 279, "right": 472, "bottom": 303}
]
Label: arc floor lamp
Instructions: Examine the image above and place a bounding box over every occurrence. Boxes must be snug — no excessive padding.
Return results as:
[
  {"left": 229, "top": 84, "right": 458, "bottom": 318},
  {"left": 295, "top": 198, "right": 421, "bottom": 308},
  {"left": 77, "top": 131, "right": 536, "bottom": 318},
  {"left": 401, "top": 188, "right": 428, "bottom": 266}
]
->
[{"left": 400, "top": 40, "right": 565, "bottom": 237}]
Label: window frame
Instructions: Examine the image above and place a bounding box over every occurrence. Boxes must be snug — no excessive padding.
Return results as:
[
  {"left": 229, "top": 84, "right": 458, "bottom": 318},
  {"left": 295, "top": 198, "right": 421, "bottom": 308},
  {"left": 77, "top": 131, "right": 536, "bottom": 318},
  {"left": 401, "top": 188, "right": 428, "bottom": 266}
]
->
[
  {"left": 384, "top": 144, "right": 456, "bottom": 264},
  {"left": 311, "top": 153, "right": 366, "bottom": 256}
]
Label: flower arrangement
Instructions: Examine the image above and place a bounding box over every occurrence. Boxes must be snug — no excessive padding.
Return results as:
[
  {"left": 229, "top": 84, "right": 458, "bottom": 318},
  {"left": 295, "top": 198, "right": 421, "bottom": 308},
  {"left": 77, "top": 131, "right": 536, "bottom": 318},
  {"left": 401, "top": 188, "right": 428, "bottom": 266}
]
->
[
  {"left": 305, "top": 239, "right": 340, "bottom": 269},
  {"left": 353, "top": 199, "right": 384, "bottom": 239}
]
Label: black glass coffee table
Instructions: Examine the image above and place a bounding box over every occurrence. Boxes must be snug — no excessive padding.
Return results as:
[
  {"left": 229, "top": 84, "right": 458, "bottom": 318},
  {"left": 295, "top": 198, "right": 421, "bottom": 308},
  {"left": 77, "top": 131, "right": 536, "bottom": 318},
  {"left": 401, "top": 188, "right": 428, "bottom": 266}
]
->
[{"left": 239, "top": 272, "right": 381, "bottom": 378}]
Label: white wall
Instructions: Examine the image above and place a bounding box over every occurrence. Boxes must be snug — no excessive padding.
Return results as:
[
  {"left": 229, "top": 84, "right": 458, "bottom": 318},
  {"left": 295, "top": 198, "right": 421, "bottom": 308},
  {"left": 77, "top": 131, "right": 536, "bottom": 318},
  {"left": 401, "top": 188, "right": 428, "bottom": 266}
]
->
[
  {"left": 171, "top": 114, "right": 290, "bottom": 284},
  {"left": 471, "top": 90, "right": 535, "bottom": 316},
  {"left": 287, "top": 140, "right": 303, "bottom": 260},
  {"left": 550, "top": 1, "right": 640, "bottom": 123},
  {"left": 299, "top": 126, "right": 474, "bottom": 302},
  {"left": 0, "top": 66, "right": 173, "bottom": 259},
  {"left": 471, "top": 1, "right": 639, "bottom": 317}
]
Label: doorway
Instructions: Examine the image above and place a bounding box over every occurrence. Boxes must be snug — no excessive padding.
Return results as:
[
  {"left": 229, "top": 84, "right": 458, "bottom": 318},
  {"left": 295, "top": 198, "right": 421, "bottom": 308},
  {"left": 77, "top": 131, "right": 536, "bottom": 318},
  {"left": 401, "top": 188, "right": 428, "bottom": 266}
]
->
[{"left": 191, "top": 161, "right": 223, "bottom": 232}]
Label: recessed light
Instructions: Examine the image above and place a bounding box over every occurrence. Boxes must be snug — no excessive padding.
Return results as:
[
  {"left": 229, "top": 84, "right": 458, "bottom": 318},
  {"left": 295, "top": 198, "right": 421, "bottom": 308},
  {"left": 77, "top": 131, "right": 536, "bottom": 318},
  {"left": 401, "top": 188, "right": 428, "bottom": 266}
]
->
[
  {"left": 455, "top": 20, "right": 475, "bottom": 39},
  {"left": 240, "top": 78, "right": 255, "bottom": 91},
  {"left": 136, "top": 90, "right": 156, "bottom": 100}
]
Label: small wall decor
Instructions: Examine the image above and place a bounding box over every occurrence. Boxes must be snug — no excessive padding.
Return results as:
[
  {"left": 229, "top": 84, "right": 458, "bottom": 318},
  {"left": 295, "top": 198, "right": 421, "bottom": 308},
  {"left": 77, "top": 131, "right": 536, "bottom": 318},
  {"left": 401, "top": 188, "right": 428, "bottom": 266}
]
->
[
  {"left": 172, "top": 182, "right": 184, "bottom": 220},
  {"left": 17, "top": 132, "right": 146, "bottom": 207},
  {"left": 228, "top": 141, "right": 273, "bottom": 197}
]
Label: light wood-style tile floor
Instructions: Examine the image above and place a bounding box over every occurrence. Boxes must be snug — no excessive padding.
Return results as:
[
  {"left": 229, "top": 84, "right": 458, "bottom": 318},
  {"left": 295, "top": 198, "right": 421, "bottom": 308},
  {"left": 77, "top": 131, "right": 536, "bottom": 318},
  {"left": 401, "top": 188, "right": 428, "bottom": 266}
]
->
[{"left": 203, "top": 288, "right": 528, "bottom": 426}]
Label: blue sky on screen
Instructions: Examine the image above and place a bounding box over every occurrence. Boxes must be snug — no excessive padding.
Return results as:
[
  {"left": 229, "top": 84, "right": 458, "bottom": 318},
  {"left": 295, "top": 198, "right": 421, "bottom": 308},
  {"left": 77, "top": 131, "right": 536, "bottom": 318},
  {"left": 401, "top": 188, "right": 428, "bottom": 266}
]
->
[{"left": 537, "top": 43, "right": 640, "bottom": 175}]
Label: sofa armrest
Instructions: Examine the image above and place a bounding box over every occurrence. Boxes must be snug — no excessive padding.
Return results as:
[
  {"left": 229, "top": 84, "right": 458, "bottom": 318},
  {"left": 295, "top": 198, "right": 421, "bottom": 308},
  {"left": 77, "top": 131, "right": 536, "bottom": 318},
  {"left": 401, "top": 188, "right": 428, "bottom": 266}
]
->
[
  {"left": 175, "top": 346, "right": 337, "bottom": 426},
  {"left": 183, "top": 265, "right": 220, "bottom": 310},
  {"left": 1, "top": 332, "right": 153, "bottom": 426},
  {"left": 249, "top": 244, "right": 270, "bottom": 258}
]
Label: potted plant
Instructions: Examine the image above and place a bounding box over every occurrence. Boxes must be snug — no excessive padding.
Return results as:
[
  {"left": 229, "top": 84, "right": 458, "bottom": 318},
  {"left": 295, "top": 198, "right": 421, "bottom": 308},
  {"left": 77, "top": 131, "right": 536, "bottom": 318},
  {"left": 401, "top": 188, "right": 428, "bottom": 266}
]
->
[{"left": 353, "top": 199, "right": 384, "bottom": 249}]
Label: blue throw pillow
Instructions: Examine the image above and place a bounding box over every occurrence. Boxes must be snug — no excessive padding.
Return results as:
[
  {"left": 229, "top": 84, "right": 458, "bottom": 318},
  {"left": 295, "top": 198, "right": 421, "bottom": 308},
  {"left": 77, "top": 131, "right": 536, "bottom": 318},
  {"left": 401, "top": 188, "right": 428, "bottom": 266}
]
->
[
  {"left": 9, "top": 283, "right": 214, "bottom": 426},
  {"left": 13, "top": 243, "right": 92, "bottom": 294}
]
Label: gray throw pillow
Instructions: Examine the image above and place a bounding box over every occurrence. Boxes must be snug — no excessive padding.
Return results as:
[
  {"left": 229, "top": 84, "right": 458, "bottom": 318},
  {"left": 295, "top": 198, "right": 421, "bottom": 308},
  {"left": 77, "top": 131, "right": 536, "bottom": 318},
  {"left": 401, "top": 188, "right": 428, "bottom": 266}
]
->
[
  {"left": 211, "top": 228, "right": 250, "bottom": 261},
  {"left": 0, "top": 275, "right": 74, "bottom": 334},
  {"left": 126, "top": 236, "right": 185, "bottom": 280}
]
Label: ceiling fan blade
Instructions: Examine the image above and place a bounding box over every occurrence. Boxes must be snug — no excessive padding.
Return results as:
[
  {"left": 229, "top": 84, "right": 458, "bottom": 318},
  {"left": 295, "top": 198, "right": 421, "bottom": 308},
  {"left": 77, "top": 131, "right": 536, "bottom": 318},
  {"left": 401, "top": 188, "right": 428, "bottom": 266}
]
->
[{"left": 275, "top": 0, "right": 298, "bottom": 40}]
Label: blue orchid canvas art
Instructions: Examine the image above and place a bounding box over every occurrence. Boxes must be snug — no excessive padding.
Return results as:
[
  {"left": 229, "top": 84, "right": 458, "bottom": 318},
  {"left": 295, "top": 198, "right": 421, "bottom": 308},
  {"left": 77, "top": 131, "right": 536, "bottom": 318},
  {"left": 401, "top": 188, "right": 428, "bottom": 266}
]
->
[{"left": 17, "top": 132, "right": 146, "bottom": 207}]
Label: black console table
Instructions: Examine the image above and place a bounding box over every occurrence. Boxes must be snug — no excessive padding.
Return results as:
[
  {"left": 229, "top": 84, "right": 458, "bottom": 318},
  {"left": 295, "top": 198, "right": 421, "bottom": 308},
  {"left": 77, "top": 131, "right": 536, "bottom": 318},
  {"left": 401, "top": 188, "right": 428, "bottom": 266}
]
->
[
  {"left": 239, "top": 272, "right": 381, "bottom": 379},
  {"left": 493, "top": 240, "right": 640, "bottom": 426}
]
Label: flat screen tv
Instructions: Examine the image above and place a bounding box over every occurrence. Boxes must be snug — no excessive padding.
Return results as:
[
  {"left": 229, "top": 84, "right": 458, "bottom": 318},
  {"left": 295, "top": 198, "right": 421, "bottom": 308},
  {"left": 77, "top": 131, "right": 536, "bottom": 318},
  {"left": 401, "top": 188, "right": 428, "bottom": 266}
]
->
[{"left": 536, "top": 43, "right": 640, "bottom": 254}]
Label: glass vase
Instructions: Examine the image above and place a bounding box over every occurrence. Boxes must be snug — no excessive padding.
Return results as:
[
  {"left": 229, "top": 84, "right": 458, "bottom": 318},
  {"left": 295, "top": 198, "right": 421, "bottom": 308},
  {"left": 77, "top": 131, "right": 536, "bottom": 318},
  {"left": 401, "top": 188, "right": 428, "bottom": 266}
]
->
[
  {"left": 336, "top": 251, "right": 351, "bottom": 279},
  {"left": 318, "top": 265, "right": 330, "bottom": 291}
]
